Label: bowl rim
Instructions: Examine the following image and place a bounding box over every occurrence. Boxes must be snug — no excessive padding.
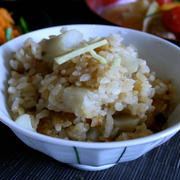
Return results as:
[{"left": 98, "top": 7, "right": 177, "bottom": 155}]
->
[{"left": 0, "top": 24, "right": 180, "bottom": 149}]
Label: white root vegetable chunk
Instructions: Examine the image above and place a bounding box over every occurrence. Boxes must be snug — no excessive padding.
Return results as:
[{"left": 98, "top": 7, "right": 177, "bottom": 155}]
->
[
  {"left": 41, "top": 30, "right": 83, "bottom": 61},
  {"left": 104, "top": 112, "right": 114, "bottom": 138},
  {"left": 62, "top": 86, "right": 101, "bottom": 118},
  {"left": 15, "top": 114, "right": 34, "bottom": 131},
  {"left": 121, "top": 55, "right": 139, "bottom": 74},
  {"left": 114, "top": 115, "right": 140, "bottom": 131}
]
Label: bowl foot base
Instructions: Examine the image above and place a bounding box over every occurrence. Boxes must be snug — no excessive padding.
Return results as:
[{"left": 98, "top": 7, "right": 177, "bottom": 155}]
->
[{"left": 69, "top": 163, "right": 115, "bottom": 171}]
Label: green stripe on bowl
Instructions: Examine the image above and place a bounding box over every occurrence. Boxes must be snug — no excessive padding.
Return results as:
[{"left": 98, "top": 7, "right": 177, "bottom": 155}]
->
[
  {"left": 73, "top": 147, "right": 81, "bottom": 164},
  {"left": 116, "top": 147, "right": 127, "bottom": 164}
]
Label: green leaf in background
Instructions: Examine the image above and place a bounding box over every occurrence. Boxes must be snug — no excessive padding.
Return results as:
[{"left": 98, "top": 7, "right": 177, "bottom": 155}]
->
[
  {"left": 5, "top": 28, "right": 12, "bottom": 42},
  {"left": 20, "top": 17, "right": 29, "bottom": 33}
]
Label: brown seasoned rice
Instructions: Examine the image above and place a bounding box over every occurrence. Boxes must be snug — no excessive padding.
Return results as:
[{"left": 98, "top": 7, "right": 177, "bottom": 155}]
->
[{"left": 8, "top": 30, "right": 175, "bottom": 141}]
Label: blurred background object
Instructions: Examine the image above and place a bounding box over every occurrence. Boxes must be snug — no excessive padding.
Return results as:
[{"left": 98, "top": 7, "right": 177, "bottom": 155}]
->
[
  {"left": 86, "top": 0, "right": 180, "bottom": 43},
  {"left": 1, "top": 0, "right": 179, "bottom": 44}
]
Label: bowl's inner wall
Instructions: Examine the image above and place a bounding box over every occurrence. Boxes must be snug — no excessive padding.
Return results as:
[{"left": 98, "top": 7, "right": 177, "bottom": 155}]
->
[{"left": 0, "top": 25, "right": 179, "bottom": 128}]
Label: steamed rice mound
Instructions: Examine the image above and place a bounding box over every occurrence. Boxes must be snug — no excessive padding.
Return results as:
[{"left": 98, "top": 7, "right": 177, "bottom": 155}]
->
[{"left": 8, "top": 29, "right": 174, "bottom": 141}]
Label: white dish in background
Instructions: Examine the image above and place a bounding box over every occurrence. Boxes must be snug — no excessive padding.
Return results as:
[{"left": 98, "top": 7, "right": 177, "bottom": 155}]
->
[{"left": 0, "top": 25, "right": 179, "bottom": 171}]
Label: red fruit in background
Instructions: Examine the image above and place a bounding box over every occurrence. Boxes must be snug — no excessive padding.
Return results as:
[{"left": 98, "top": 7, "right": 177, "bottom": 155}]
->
[
  {"left": 162, "top": 7, "right": 180, "bottom": 33},
  {"left": 102, "top": 0, "right": 117, "bottom": 6},
  {"left": 156, "top": 0, "right": 172, "bottom": 5}
]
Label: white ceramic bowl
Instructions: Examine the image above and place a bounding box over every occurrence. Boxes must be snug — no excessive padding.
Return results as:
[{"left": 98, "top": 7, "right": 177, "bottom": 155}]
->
[{"left": 0, "top": 25, "right": 180, "bottom": 171}]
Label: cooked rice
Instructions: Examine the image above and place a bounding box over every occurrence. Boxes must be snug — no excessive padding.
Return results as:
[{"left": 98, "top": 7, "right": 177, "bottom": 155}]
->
[{"left": 7, "top": 30, "right": 175, "bottom": 141}]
